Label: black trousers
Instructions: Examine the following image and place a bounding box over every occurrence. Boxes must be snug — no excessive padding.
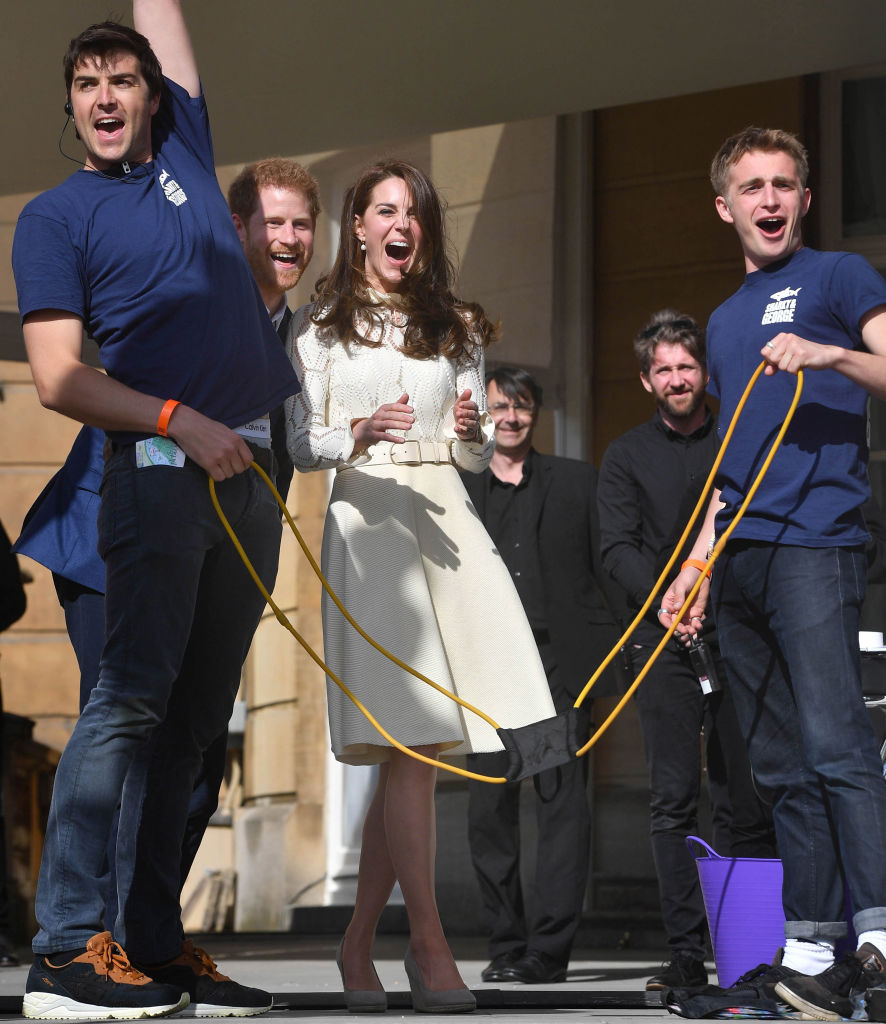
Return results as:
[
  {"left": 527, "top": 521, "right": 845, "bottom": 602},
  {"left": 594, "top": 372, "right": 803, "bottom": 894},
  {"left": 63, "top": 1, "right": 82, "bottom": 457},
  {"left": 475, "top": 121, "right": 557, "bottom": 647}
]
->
[
  {"left": 466, "top": 639, "right": 589, "bottom": 967},
  {"left": 631, "top": 641, "right": 776, "bottom": 959}
]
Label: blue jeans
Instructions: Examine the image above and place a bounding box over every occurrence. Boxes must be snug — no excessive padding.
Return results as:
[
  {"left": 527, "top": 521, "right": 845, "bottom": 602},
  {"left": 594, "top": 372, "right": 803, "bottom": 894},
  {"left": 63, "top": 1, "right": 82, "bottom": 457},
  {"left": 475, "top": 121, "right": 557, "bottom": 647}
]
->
[
  {"left": 33, "top": 443, "right": 280, "bottom": 959},
  {"left": 712, "top": 541, "right": 886, "bottom": 941},
  {"left": 57, "top": 578, "right": 229, "bottom": 938}
]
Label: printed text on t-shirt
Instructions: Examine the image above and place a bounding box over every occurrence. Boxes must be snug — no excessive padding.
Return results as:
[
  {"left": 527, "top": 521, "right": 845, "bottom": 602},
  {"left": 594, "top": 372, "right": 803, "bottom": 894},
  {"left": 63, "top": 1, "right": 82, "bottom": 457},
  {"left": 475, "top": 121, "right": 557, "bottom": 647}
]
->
[
  {"left": 158, "top": 169, "right": 188, "bottom": 207},
  {"left": 761, "top": 286, "right": 802, "bottom": 326}
]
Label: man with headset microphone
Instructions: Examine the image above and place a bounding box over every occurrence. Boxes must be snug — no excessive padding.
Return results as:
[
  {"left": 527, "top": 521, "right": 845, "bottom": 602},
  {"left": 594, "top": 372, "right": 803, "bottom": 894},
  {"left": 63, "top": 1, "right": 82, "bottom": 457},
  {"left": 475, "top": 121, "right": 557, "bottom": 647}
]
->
[{"left": 12, "top": 1, "right": 297, "bottom": 1018}]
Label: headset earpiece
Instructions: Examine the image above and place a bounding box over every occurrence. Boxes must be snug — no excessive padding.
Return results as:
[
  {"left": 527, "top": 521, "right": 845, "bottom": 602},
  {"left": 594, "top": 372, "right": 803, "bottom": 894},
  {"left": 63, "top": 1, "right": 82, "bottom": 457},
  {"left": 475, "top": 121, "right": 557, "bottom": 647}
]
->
[{"left": 64, "top": 100, "right": 73, "bottom": 116}]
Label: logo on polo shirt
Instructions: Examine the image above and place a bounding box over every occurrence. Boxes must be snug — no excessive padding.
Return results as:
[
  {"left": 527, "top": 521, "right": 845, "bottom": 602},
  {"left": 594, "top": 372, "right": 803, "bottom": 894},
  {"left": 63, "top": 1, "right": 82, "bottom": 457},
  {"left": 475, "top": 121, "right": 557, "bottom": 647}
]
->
[
  {"left": 761, "top": 285, "right": 802, "bottom": 325},
  {"left": 158, "top": 168, "right": 188, "bottom": 207}
]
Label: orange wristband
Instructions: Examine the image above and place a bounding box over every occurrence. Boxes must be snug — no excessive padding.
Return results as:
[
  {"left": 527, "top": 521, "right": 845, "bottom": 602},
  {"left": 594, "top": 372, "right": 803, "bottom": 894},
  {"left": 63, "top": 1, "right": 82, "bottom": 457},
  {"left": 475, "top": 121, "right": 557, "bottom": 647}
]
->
[
  {"left": 157, "top": 399, "right": 180, "bottom": 437},
  {"left": 682, "top": 558, "right": 712, "bottom": 579}
]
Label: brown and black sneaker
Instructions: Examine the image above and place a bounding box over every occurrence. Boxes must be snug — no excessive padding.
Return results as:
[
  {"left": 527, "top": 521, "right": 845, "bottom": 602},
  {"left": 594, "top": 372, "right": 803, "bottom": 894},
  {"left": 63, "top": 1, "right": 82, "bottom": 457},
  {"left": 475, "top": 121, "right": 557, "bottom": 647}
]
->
[
  {"left": 775, "top": 942, "right": 886, "bottom": 1020},
  {"left": 138, "top": 940, "right": 272, "bottom": 1018},
  {"left": 23, "top": 931, "right": 189, "bottom": 1020}
]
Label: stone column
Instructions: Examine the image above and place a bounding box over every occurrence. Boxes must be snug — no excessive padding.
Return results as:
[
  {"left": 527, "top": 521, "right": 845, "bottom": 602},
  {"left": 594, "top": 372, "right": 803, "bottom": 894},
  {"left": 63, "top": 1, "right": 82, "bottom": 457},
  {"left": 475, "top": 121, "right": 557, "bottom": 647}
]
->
[{"left": 235, "top": 469, "right": 331, "bottom": 929}]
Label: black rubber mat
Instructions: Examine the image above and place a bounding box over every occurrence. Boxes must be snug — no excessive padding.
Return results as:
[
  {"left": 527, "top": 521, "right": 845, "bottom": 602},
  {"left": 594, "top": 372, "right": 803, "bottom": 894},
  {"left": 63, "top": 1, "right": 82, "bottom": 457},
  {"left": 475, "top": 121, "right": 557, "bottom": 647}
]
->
[{"left": 267, "top": 988, "right": 663, "bottom": 1011}]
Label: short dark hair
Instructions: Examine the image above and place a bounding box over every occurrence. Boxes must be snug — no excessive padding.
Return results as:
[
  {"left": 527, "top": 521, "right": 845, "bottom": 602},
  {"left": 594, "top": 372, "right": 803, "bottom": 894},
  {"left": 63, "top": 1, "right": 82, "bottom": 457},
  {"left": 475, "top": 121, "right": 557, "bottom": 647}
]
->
[
  {"left": 633, "top": 310, "right": 705, "bottom": 377},
  {"left": 710, "top": 126, "right": 809, "bottom": 197},
  {"left": 64, "top": 21, "right": 164, "bottom": 101},
  {"left": 485, "top": 365, "right": 543, "bottom": 409},
  {"left": 228, "top": 158, "right": 321, "bottom": 224}
]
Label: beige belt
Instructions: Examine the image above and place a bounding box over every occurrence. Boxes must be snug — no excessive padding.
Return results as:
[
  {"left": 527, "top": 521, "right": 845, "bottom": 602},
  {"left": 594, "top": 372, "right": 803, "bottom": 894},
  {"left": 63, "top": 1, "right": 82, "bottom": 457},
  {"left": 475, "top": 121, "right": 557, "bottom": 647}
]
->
[{"left": 367, "top": 440, "right": 453, "bottom": 466}]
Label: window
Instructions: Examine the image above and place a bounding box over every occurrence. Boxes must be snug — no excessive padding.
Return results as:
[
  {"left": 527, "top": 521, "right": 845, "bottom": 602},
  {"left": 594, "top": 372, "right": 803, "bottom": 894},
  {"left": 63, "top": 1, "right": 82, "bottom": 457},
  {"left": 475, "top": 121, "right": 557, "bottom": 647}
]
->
[{"left": 821, "top": 65, "right": 886, "bottom": 627}]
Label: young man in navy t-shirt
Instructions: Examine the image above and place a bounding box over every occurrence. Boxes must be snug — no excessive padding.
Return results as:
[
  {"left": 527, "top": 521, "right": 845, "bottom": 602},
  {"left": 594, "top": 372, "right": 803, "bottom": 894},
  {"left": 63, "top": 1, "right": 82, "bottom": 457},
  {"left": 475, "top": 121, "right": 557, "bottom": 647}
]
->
[
  {"left": 662, "top": 128, "right": 886, "bottom": 1018},
  {"left": 12, "top": 2, "right": 297, "bottom": 1018}
]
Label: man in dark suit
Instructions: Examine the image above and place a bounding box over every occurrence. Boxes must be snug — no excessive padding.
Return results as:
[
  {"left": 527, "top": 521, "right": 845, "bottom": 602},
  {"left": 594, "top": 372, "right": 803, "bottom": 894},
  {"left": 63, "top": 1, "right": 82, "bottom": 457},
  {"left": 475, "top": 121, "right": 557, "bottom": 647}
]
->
[
  {"left": 462, "top": 365, "right": 619, "bottom": 985},
  {"left": 228, "top": 157, "right": 321, "bottom": 505}
]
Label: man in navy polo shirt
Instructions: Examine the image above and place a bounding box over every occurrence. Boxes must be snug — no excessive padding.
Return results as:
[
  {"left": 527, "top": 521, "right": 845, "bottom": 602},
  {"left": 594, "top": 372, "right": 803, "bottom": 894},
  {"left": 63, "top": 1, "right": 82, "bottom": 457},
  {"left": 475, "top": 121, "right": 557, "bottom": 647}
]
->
[
  {"left": 663, "top": 127, "right": 886, "bottom": 1019},
  {"left": 12, "top": 1, "right": 297, "bottom": 1018}
]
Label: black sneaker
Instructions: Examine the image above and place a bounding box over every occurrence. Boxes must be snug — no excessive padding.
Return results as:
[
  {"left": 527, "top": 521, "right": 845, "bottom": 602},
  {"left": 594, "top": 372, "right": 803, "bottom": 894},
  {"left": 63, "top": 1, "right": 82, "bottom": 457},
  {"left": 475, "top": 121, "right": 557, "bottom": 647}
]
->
[
  {"left": 139, "top": 940, "right": 272, "bottom": 1018},
  {"left": 22, "top": 931, "right": 189, "bottom": 1020},
  {"left": 775, "top": 942, "right": 886, "bottom": 1020},
  {"left": 865, "top": 982, "right": 886, "bottom": 1022},
  {"left": 647, "top": 951, "right": 708, "bottom": 991},
  {"left": 666, "top": 951, "right": 799, "bottom": 1019}
]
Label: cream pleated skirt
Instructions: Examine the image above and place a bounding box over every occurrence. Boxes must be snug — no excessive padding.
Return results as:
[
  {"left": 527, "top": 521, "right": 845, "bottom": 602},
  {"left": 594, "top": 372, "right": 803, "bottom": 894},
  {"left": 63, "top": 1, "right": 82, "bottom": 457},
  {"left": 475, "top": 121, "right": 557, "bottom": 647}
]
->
[{"left": 320, "top": 461, "right": 556, "bottom": 764}]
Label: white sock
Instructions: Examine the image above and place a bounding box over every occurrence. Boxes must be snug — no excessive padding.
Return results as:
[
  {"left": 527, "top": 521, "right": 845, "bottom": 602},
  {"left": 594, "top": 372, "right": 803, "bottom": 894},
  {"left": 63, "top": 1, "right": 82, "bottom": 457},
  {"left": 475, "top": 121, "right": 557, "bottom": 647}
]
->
[
  {"left": 781, "top": 938, "right": 836, "bottom": 974},
  {"left": 857, "top": 930, "right": 886, "bottom": 961}
]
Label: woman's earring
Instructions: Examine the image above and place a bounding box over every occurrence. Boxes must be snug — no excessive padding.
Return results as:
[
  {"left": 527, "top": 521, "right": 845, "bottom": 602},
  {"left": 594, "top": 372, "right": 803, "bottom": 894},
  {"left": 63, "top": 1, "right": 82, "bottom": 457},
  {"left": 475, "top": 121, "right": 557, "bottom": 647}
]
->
[{"left": 360, "top": 242, "right": 366, "bottom": 252}]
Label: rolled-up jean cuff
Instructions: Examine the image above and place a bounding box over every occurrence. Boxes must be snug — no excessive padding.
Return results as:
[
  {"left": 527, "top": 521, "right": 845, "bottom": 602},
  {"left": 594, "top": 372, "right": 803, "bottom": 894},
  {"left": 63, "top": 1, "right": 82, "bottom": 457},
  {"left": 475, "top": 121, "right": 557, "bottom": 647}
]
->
[
  {"left": 853, "top": 907, "right": 886, "bottom": 935},
  {"left": 785, "top": 919, "right": 849, "bottom": 941}
]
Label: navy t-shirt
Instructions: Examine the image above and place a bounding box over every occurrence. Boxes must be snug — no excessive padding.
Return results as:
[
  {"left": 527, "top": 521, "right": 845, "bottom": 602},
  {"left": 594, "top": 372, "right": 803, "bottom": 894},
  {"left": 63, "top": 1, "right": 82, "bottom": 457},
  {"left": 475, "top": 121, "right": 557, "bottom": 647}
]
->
[
  {"left": 708, "top": 246, "right": 886, "bottom": 546},
  {"left": 12, "top": 77, "right": 297, "bottom": 443}
]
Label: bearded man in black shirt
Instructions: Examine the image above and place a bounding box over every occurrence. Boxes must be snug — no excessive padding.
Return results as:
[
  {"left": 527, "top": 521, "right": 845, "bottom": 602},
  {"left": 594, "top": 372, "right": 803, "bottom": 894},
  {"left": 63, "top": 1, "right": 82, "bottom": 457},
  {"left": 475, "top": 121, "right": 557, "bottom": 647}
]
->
[{"left": 597, "top": 310, "right": 774, "bottom": 992}]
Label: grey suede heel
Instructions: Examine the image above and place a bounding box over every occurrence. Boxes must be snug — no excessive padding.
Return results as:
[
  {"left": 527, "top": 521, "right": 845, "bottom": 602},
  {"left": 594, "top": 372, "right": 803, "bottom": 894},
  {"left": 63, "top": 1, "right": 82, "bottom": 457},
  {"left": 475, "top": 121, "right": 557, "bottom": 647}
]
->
[
  {"left": 404, "top": 946, "right": 476, "bottom": 1014},
  {"left": 335, "top": 939, "right": 387, "bottom": 1014}
]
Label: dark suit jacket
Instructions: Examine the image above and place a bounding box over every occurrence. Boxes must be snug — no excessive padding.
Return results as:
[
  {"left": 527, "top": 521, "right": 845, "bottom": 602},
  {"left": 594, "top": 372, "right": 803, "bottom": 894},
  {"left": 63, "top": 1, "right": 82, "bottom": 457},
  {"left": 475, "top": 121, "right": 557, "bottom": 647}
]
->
[
  {"left": 14, "top": 425, "right": 106, "bottom": 594},
  {"left": 272, "top": 306, "right": 295, "bottom": 504},
  {"left": 462, "top": 451, "right": 621, "bottom": 699}
]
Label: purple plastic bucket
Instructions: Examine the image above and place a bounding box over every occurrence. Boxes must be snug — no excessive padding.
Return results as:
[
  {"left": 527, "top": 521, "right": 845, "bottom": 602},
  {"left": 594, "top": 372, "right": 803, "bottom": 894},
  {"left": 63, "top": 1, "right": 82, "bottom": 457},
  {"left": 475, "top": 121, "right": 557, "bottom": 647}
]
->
[{"left": 688, "top": 836, "right": 785, "bottom": 987}]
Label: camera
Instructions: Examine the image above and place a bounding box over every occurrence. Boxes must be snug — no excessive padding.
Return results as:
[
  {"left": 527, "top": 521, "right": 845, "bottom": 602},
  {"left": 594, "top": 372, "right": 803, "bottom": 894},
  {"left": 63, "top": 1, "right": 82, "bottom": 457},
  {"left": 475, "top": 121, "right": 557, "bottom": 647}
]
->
[{"left": 687, "top": 635, "right": 721, "bottom": 695}]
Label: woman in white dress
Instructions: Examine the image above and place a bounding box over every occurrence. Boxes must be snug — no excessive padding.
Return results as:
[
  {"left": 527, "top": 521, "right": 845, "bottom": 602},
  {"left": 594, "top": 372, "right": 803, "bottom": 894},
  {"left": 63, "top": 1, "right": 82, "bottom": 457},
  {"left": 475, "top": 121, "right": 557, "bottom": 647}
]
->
[{"left": 285, "top": 160, "right": 555, "bottom": 1013}]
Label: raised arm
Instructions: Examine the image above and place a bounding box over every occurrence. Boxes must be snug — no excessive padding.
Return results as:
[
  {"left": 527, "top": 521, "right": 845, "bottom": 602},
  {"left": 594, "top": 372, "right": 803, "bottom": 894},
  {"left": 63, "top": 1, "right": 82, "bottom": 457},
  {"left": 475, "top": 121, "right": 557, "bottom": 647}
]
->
[{"left": 133, "top": 0, "right": 200, "bottom": 97}]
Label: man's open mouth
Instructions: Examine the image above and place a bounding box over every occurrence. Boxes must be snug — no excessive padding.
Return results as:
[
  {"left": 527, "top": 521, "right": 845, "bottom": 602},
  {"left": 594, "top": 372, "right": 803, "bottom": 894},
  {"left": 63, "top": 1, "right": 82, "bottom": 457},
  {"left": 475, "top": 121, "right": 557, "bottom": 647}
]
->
[
  {"left": 271, "top": 251, "right": 300, "bottom": 267},
  {"left": 757, "top": 217, "right": 785, "bottom": 237},
  {"left": 95, "top": 118, "right": 124, "bottom": 136},
  {"left": 385, "top": 241, "right": 410, "bottom": 262}
]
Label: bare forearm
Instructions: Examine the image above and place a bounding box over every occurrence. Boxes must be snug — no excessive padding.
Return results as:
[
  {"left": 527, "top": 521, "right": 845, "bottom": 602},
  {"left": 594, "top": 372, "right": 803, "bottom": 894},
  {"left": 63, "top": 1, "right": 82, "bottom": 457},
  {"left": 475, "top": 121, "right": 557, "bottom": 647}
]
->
[
  {"left": 762, "top": 308, "right": 886, "bottom": 399},
  {"left": 827, "top": 347, "right": 886, "bottom": 400},
  {"left": 687, "top": 489, "right": 721, "bottom": 562},
  {"left": 28, "top": 349, "right": 251, "bottom": 482},
  {"left": 28, "top": 346, "right": 167, "bottom": 435},
  {"left": 658, "top": 488, "right": 722, "bottom": 636},
  {"left": 133, "top": 0, "right": 200, "bottom": 96}
]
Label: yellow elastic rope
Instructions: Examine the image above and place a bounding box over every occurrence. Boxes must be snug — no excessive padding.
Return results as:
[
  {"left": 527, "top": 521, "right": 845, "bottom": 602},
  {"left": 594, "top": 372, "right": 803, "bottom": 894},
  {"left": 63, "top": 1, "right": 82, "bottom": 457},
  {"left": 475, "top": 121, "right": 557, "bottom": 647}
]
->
[
  {"left": 573, "top": 364, "right": 804, "bottom": 757},
  {"left": 209, "top": 465, "right": 508, "bottom": 785},
  {"left": 575, "top": 362, "right": 766, "bottom": 709},
  {"left": 210, "top": 362, "right": 801, "bottom": 783}
]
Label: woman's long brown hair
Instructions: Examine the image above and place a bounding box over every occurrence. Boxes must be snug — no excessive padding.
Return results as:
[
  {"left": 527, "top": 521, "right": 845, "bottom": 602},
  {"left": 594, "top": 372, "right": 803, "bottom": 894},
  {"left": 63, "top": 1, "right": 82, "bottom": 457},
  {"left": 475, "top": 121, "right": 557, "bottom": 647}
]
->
[{"left": 312, "top": 159, "right": 498, "bottom": 360}]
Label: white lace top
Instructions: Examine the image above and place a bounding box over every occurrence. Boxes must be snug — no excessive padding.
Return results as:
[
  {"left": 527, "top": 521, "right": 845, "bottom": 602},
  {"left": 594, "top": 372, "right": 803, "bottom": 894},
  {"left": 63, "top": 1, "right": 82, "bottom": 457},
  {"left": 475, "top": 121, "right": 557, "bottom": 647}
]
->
[{"left": 284, "top": 300, "right": 495, "bottom": 472}]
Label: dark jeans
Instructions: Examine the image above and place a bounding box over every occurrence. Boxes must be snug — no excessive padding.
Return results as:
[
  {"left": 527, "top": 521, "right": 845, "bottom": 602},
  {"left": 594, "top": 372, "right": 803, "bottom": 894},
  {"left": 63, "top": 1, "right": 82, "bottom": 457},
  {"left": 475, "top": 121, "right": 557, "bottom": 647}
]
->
[
  {"left": 34, "top": 444, "right": 280, "bottom": 959},
  {"left": 631, "top": 640, "right": 776, "bottom": 960},
  {"left": 57, "top": 578, "right": 228, "bottom": 927},
  {"left": 713, "top": 541, "right": 886, "bottom": 941},
  {"left": 466, "top": 642, "right": 590, "bottom": 967}
]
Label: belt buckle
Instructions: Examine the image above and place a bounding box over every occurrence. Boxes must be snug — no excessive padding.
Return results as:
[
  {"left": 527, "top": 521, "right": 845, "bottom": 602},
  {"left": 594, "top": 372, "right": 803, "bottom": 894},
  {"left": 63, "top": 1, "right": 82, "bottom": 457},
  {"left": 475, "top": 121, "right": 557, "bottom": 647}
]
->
[
  {"left": 390, "top": 440, "right": 420, "bottom": 465},
  {"left": 389, "top": 440, "right": 449, "bottom": 465}
]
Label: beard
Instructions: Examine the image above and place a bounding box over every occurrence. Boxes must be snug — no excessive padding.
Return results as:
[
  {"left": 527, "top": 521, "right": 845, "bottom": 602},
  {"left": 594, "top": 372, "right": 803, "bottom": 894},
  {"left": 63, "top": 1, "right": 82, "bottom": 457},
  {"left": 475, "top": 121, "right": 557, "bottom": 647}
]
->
[
  {"left": 658, "top": 387, "right": 705, "bottom": 423},
  {"left": 243, "top": 240, "right": 306, "bottom": 297}
]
